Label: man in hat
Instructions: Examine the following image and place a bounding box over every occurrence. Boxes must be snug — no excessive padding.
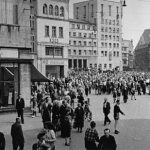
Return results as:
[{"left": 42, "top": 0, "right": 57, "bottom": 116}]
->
[{"left": 114, "top": 100, "right": 125, "bottom": 134}]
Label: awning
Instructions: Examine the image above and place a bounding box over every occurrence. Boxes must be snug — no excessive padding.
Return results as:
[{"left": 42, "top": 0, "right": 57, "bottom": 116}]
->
[{"left": 31, "top": 65, "right": 50, "bottom": 82}]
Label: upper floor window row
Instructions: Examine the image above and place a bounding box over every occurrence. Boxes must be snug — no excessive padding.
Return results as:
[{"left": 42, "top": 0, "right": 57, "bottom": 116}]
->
[{"left": 43, "top": 4, "right": 65, "bottom": 17}]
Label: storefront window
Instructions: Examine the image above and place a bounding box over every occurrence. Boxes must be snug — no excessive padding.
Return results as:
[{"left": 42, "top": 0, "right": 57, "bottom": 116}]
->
[{"left": 54, "top": 47, "right": 63, "bottom": 56}]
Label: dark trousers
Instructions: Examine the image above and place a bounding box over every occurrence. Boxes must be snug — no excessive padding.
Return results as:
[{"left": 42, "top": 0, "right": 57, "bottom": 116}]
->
[
  {"left": 13, "top": 142, "right": 24, "bottom": 150},
  {"left": 104, "top": 113, "right": 111, "bottom": 125},
  {"left": 17, "top": 109, "right": 24, "bottom": 124}
]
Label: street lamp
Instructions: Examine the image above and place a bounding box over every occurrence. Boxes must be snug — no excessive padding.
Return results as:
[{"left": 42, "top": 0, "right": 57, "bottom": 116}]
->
[{"left": 122, "top": 0, "right": 127, "bottom": 7}]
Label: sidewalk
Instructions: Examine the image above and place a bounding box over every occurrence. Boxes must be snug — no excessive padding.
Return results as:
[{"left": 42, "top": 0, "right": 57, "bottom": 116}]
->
[{"left": 0, "top": 112, "right": 70, "bottom": 150}]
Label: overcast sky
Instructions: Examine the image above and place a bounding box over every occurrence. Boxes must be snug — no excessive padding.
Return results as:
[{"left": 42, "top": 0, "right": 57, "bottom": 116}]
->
[{"left": 70, "top": 0, "right": 150, "bottom": 48}]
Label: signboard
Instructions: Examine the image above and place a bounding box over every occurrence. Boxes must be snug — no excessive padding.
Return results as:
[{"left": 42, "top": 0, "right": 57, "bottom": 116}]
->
[
  {"left": 46, "top": 59, "right": 64, "bottom": 65},
  {"left": 49, "top": 38, "right": 59, "bottom": 44},
  {"left": 0, "top": 63, "right": 18, "bottom": 67}
]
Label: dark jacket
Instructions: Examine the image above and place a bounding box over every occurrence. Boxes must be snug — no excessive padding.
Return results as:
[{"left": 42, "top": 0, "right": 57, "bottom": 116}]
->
[
  {"left": 0, "top": 132, "right": 5, "bottom": 150},
  {"left": 114, "top": 104, "right": 124, "bottom": 119},
  {"left": 16, "top": 98, "right": 25, "bottom": 110},
  {"left": 103, "top": 102, "right": 110, "bottom": 114},
  {"left": 11, "top": 122, "right": 24, "bottom": 144},
  {"left": 98, "top": 135, "right": 117, "bottom": 150}
]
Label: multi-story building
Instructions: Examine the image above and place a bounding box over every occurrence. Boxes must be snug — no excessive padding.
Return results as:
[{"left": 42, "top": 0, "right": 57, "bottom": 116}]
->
[
  {"left": 68, "top": 19, "right": 97, "bottom": 69},
  {"left": 122, "top": 39, "right": 134, "bottom": 71},
  {"left": 32, "top": 0, "right": 69, "bottom": 78},
  {"left": 134, "top": 29, "right": 150, "bottom": 71},
  {"left": 0, "top": 0, "right": 34, "bottom": 108},
  {"left": 73, "top": 0, "right": 123, "bottom": 71}
]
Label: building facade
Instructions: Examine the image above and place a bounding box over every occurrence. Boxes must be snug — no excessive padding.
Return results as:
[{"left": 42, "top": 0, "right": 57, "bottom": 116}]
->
[
  {"left": 68, "top": 19, "right": 97, "bottom": 69},
  {"left": 0, "top": 0, "right": 34, "bottom": 108},
  {"left": 122, "top": 39, "right": 134, "bottom": 71},
  {"left": 134, "top": 29, "right": 150, "bottom": 71},
  {"left": 73, "top": 0, "right": 123, "bottom": 71},
  {"left": 34, "top": 0, "right": 69, "bottom": 78}
]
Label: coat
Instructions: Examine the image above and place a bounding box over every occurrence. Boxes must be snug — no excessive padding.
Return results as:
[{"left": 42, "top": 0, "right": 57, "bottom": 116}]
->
[
  {"left": 0, "top": 132, "right": 5, "bottom": 150},
  {"left": 16, "top": 98, "right": 25, "bottom": 110},
  {"left": 103, "top": 102, "right": 110, "bottom": 115},
  {"left": 75, "top": 107, "right": 84, "bottom": 128},
  {"left": 11, "top": 122, "right": 24, "bottom": 144}
]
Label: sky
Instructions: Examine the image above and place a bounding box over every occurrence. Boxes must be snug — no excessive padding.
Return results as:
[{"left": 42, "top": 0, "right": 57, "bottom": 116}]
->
[{"left": 69, "top": 0, "right": 150, "bottom": 48}]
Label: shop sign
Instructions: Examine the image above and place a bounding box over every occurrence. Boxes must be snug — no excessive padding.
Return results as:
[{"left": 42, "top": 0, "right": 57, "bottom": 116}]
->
[
  {"left": 0, "top": 63, "right": 18, "bottom": 67},
  {"left": 49, "top": 38, "right": 59, "bottom": 44},
  {"left": 47, "top": 60, "right": 64, "bottom": 65}
]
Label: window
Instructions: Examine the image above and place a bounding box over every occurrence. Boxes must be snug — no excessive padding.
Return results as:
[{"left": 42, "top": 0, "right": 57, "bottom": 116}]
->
[
  {"left": 109, "top": 20, "right": 111, "bottom": 25},
  {"left": 104, "top": 64, "right": 107, "bottom": 69},
  {"left": 113, "top": 20, "right": 115, "bottom": 25},
  {"left": 94, "top": 51, "right": 96, "bottom": 55},
  {"left": 101, "top": 27, "right": 104, "bottom": 32},
  {"left": 113, "top": 51, "right": 116, "bottom": 56},
  {"left": 117, "top": 43, "right": 119, "bottom": 48},
  {"left": 105, "top": 51, "right": 107, "bottom": 56},
  {"left": 55, "top": 47, "right": 63, "bottom": 56},
  {"left": 113, "top": 28, "right": 115, "bottom": 33},
  {"left": 105, "top": 35, "right": 108, "bottom": 40},
  {"left": 45, "top": 25, "right": 49, "bottom": 37},
  {"left": 82, "top": 25, "right": 85, "bottom": 29},
  {"left": 109, "top": 27, "right": 112, "bottom": 33},
  {"left": 109, "top": 43, "right": 112, "bottom": 48},
  {"left": 117, "top": 51, "right": 119, "bottom": 57},
  {"left": 101, "top": 34, "right": 104, "bottom": 40},
  {"left": 89, "top": 50, "right": 92, "bottom": 55},
  {"left": 83, "top": 6, "right": 86, "bottom": 18},
  {"left": 89, "top": 33, "right": 91, "bottom": 38},
  {"left": 89, "top": 42, "right": 91, "bottom": 46},
  {"left": 116, "top": 36, "right": 119, "bottom": 41},
  {"left": 76, "top": 7, "right": 79, "bottom": 19},
  {"left": 84, "top": 41, "right": 87, "bottom": 46},
  {"left": 105, "top": 27, "right": 108, "bottom": 33},
  {"left": 109, "top": 35, "right": 112, "bottom": 40},
  {"left": 59, "top": 27, "right": 63, "bottom": 38},
  {"left": 84, "top": 50, "right": 87, "bottom": 55},
  {"left": 113, "top": 43, "right": 116, "bottom": 48},
  {"left": 109, "top": 5, "right": 111, "bottom": 16},
  {"left": 87, "top": 25, "right": 90, "bottom": 30},
  {"left": 91, "top": 4, "right": 94, "bottom": 17},
  {"left": 72, "top": 24, "right": 75, "bottom": 29},
  {"left": 43, "top": 4, "right": 48, "bottom": 14},
  {"left": 101, "top": 4, "right": 104, "bottom": 13},
  {"left": 101, "top": 18, "right": 104, "bottom": 24},
  {"left": 69, "top": 40, "right": 71, "bottom": 45},
  {"left": 101, "top": 51, "right": 104, "bottom": 56},
  {"left": 83, "top": 33, "right": 87, "bottom": 38},
  {"left": 101, "top": 42, "right": 104, "bottom": 47},
  {"left": 13, "top": 5, "right": 18, "bottom": 24},
  {"left": 77, "top": 24, "right": 80, "bottom": 29},
  {"left": 94, "top": 42, "right": 96, "bottom": 46},
  {"left": 105, "top": 43, "right": 107, "bottom": 47},
  {"left": 73, "top": 32, "right": 76, "bottom": 37},
  {"left": 55, "top": 5, "right": 59, "bottom": 16},
  {"left": 117, "top": 6, "right": 119, "bottom": 14},
  {"left": 45, "top": 47, "right": 54, "bottom": 56},
  {"left": 109, "top": 64, "right": 112, "bottom": 69},
  {"left": 79, "top": 41, "right": 82, "bottom": 45},
  {"left": 52, "top": 26, "right": 56, "bottom": 37},
  {"left": 105, "top": 19, "right": 108, "bottom": 25},
  {"left": 73, "top": 41, "right": 76, "bottom": 45},
  {"left": 68, "top": 49, "right": 71, "bottom": 55},
  {"left": 113, "top": 36, "right": 115, "bottom": 41},
  {"left": 60, "top": 6, "right": 64, "bottom": 17},
  {"left": 117, "top": 28, "right": 119, "bottom": 33},
  {"left": 79, "top": 50, "right": 82, "bottom": 55},
  {"left": 116, "top": 20, "right": 119, "bottom": 26},
  {"left": 69, "top": 32, "right": 71, "bottom": 37},
  {"left": 78, "top": 32, "right": 82, "bottom": 37},
  {"left": 74, "top": 50, "right": 76, "bottom": 55},
  {"left": 49, "top": 5, "right": 53, "bottom": 15}
]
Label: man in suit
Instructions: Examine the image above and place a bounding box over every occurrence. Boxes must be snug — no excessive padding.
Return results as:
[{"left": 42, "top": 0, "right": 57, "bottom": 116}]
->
[
  {"left": 98, "top": 128, "right": 117, "bottom": 150},
  {"left": 103, "top": 98, "right": 111, "bottom": 126},
  {"left": 11, "top": 118, "right": 25, "bottom": 150},
  {"left": 16, "top": 95, "right": 25, "bottom": 124},
  {"left": 0, "top": 131, "right": 5, "bottom": 150}
]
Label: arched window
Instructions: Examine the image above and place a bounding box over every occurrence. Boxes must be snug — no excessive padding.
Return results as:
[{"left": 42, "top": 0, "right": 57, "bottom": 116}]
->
[
  {"left": 43, "top": 4, "right": 48, "bottom": 14},
  {"left": 55, "top": 5, "right": 59, "bottom": 16},
  {"left": 60, "top": 6, "right": 64, "bottom": 17},
  {"left": 49, "top": 5, "right": 53, "bottom": 15}
]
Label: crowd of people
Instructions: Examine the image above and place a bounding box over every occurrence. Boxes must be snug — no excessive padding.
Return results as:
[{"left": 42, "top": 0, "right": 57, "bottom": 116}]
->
[{"left": 1, "top": 70, "right": 150, "bottom": 150}]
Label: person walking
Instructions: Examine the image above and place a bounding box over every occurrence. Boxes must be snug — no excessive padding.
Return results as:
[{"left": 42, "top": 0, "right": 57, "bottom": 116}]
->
[
  {"left": 103, "top": 98, "right": 111, "bottom": 126},
  {"left": 0, "top": 131, "right": 5, "bottom": 150},
  {"left": 114, "top": 100, "right": 125, "bottom": 134},
  {"left": 11, "top": 118, "right": 25, "bottom": 150},
  {"left": 84, "top": 121, "right": 99, "bottom": 150},
  {"left": 98, "top": 128, "right": 117, "bottom": 150},
  {"left": 16, "top": 95, "right": 25, "bottom": 124},
  {"left": 30, "top": 95, "right": 37, "bottom": 118}
]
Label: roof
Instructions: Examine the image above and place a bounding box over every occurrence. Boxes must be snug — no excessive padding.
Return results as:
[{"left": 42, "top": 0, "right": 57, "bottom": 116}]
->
[{"left": 135, "top": 29, "right": 150, "bottom": 50}]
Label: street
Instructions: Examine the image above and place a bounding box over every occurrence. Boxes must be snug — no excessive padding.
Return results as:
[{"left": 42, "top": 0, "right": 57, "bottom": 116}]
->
[{"left": 1, "top": 92, "right": 150, "bottom": 150}]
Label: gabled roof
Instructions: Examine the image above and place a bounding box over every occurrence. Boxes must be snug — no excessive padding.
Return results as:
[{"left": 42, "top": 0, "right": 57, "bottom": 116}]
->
[{"left": 135, "top": 29, "right": 150, "bottom": 50}]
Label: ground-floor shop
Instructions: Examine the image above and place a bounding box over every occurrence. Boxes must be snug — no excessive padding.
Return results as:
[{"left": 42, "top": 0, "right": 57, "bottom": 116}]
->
[{"left": 68, "top": 59, "right": 88, "bottom": 69}]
